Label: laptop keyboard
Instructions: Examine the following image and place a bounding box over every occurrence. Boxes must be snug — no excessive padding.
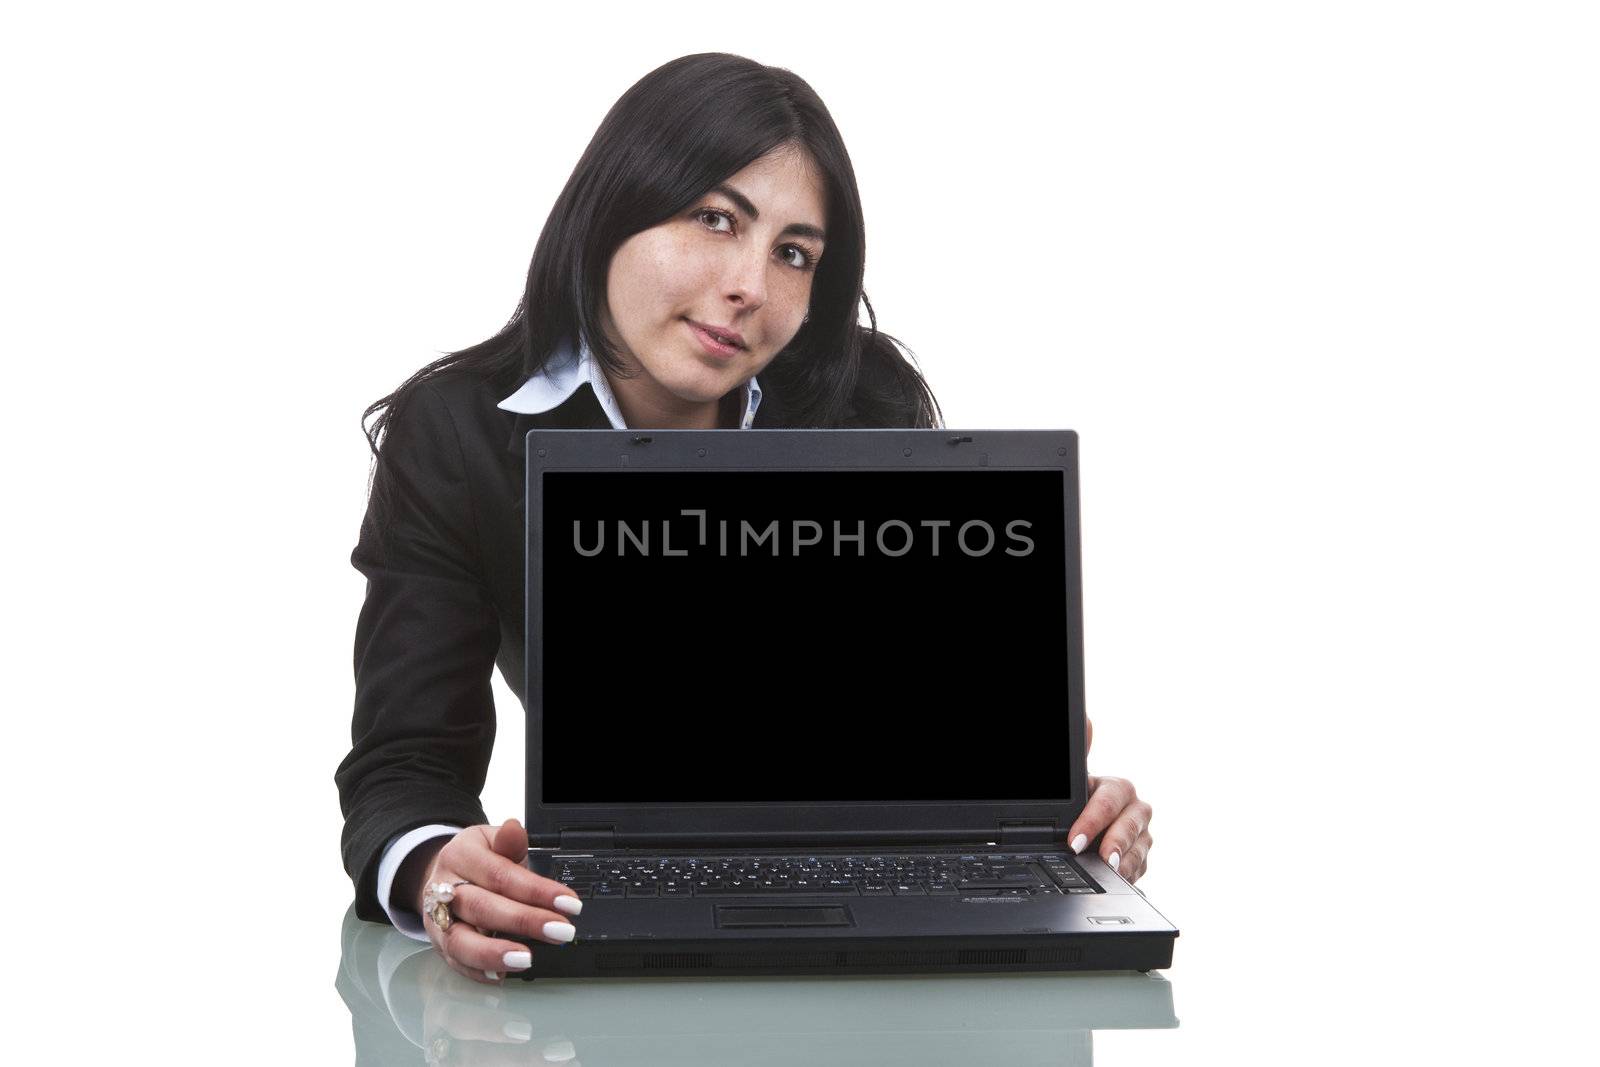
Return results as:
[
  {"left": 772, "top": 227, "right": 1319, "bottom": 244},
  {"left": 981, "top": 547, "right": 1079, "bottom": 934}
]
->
[{"left": 552, "top": 852, "right": 1101, "bottom": 899}]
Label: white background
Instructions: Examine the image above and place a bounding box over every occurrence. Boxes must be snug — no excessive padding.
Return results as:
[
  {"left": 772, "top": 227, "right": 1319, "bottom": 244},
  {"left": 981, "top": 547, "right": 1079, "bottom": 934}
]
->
[{"left": 5, "top": 2, "right": 1596, "bottom": 1062}]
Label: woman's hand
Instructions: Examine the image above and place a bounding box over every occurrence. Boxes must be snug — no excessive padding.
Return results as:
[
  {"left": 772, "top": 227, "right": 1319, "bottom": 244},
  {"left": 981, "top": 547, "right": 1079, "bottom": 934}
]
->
[
  {"left": 414, "top": 817, "right": 583, "bottom": 984},
  {"left": 1065, "top": 717, "right": 1155, "bottom": 884}
]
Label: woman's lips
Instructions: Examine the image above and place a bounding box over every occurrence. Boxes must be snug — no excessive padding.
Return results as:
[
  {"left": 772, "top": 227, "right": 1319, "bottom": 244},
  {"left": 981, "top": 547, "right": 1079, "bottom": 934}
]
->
[{"left": 686, "top": 319, "right": 744, "bottom": 360}]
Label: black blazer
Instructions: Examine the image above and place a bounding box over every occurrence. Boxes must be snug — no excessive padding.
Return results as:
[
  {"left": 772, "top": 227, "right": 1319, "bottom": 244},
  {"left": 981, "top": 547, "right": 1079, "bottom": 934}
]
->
[{"left": 336, "top": 365, "right": 916, "bottom": 924}]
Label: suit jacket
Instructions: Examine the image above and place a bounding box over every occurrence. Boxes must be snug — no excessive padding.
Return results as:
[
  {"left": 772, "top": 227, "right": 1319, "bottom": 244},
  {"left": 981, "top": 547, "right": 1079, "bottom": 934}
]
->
[{"left": 336, "top": 364, "right": 913, "bottom": 924}]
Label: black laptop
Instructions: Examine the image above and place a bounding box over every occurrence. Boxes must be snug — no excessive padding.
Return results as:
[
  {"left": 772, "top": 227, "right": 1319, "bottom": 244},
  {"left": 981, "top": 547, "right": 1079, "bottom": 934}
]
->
[{"left": 515, "top": 428, "right": 1179, "bottom": 979}]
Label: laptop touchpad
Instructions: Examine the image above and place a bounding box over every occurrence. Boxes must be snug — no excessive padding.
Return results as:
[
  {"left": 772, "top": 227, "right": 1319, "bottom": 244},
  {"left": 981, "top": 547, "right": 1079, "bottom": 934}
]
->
[{"left": 714, "top": 905, "right": 854, "bottom": 928}]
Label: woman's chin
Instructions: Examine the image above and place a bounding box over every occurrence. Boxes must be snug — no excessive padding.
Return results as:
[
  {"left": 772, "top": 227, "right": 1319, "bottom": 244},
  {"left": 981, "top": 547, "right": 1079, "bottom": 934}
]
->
[
  {"left": 661, "top": 367, "right": 737, "bottom": 402},
  {"left": 667, "top": 389, "right": 727, "bottom": 408}
]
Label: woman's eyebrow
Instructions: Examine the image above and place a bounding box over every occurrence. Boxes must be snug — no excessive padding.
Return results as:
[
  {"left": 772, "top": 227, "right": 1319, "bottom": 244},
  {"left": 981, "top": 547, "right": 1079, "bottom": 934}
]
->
[{"left": 712, "top": 183, "right": 826, "bottom": 243}]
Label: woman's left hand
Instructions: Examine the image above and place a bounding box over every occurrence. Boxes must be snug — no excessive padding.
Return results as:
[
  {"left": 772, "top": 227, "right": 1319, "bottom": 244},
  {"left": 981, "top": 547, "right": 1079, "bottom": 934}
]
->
[{"left": 1064, "top": 717, "right": 1154, "bottom": 883}]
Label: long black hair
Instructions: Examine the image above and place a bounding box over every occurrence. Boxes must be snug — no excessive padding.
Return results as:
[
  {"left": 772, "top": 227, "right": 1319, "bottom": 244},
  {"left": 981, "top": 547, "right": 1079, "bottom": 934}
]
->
[{"left": 362, "top": 52, "right": 942, "bottom": 470}]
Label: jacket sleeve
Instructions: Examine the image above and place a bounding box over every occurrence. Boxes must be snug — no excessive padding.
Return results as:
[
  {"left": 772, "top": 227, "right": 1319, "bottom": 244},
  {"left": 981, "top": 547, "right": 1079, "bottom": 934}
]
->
[
  {"left": 336, "top": 382, "right": 499, "bottom": 925},
  {"left": 377, "top": 825, "right": 463, "bottom": 940}
]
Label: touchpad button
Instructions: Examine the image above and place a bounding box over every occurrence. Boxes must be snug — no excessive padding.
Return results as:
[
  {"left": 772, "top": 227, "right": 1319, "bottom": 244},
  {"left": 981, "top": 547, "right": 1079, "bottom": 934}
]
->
[{"left": 714, "top": 905, "right": 854, "bottom": 928}]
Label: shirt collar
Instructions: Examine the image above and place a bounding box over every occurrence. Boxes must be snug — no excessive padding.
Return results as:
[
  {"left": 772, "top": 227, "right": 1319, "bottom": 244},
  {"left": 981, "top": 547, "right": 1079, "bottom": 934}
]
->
[{"left": 495, "top": 335, "right": 763, "bottom": 430}]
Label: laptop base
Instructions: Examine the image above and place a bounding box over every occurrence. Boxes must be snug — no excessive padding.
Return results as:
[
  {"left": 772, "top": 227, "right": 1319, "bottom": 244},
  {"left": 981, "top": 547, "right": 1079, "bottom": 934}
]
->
[{"left": 513, "top": 931, "right": 1175, "bottom": 980}]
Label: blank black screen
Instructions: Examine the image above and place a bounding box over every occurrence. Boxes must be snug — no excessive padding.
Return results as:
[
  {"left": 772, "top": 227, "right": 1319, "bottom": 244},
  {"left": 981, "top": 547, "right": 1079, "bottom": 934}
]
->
[{"left": 539, "top": 470, "right": 1071, "bottom": 804}]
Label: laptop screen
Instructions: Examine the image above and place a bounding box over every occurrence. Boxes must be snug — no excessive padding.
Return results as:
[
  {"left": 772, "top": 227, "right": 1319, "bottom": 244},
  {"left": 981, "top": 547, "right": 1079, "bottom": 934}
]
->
[{"left": 538, "top": 468, "right": 1072, "bottom": 805}]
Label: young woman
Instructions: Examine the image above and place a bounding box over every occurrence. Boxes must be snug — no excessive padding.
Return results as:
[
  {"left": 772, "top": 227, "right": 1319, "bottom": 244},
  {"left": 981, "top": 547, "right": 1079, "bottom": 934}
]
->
[{"left": 336, "top": 52, "right": 1155, "bottom": 986}]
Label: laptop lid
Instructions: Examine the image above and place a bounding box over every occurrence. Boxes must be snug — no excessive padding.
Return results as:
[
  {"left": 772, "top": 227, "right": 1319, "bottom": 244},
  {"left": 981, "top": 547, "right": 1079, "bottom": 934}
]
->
[{"left": 524, "top": 429, "right": 1087, "bottom": 851}]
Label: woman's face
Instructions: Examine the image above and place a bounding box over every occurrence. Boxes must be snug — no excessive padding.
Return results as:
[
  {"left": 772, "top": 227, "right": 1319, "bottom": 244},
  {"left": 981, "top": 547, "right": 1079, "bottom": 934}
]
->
[{"left": 599, "top": 144, "right": 828, "bottom": 427}]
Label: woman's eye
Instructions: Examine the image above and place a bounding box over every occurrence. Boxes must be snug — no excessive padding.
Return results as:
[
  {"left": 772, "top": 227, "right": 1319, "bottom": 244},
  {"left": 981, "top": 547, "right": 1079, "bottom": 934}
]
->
[
  {"left": 780, "top": 246, "right": 815, "bottom": 270},
  {"left": 699, "top": 209, "right": 733, "bottom": 233}
]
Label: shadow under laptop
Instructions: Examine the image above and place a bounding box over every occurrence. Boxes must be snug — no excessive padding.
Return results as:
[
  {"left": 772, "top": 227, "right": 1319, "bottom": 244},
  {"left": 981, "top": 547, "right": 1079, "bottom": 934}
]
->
[{"left": 337, "top": 904, "right": 1179, "bottom": 1066}]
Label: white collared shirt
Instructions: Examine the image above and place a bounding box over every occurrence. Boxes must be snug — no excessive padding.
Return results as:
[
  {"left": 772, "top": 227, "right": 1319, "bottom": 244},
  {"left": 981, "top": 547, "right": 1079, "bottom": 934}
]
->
[
  {"left": 374, "top": 335, "right": 762, "bottom": 940},
  {"left": 494, "top": 333, "right": 763, "bottom": 429}
]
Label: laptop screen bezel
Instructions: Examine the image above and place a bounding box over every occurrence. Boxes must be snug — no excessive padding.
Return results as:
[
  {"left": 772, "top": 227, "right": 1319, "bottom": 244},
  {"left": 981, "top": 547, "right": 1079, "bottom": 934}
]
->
[{"left": 523, "top": 428, "right": 1088, "bottom": 848}]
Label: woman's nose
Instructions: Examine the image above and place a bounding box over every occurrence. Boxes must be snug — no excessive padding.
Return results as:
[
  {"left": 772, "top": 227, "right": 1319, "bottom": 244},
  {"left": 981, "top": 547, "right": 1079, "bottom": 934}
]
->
[{"left": 720, "top": 243, "right": 768, "bottom": 312}]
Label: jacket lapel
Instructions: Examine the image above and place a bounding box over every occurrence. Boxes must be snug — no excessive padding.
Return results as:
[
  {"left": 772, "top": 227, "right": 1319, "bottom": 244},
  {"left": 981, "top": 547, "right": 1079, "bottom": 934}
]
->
[{"left": 503, "top": 381, "right": 614, "bottom": 460}]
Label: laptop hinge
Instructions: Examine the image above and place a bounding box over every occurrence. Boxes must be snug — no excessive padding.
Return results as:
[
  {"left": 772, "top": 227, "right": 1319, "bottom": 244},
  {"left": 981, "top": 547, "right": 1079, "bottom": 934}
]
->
[
  {"left": 998, "top": 820, "right": 1060, "bottom": 848},
  {"left": 557, "top": 827, "right": 615, "bottom": 850},
  {"left": 537, "top": 829, "right": 997, "bottom": 851},
  {"left": 544, "top": 826, "right": 1061, "bottom": 850}
]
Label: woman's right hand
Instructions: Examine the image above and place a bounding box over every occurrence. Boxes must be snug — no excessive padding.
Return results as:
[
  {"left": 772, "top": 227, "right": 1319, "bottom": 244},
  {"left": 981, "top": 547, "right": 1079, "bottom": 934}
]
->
[{"left": 415, "top": 817, "right": 583, "bottom": 984}]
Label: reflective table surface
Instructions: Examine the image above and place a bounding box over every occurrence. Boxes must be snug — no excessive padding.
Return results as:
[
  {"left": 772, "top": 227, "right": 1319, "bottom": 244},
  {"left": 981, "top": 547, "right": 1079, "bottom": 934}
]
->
[{"left": 336, "top": 904, "right": 1179, "bottom": 1065}]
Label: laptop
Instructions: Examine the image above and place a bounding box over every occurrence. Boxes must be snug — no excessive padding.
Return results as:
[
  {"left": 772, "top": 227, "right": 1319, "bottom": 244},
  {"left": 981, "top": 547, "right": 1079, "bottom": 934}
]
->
[{"left": 515, "top": 427, "right": 1179, "bottom": 979}]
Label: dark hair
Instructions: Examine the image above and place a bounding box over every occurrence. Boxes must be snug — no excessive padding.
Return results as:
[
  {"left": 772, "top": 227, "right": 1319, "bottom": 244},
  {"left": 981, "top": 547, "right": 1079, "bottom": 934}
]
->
[{"left": 362, "top": 52, "right": 942, "bottom": 472}]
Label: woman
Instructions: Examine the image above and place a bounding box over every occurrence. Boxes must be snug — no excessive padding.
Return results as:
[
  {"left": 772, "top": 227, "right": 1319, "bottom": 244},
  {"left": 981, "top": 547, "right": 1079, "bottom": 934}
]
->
[{"left": 336, "top": 52, "right": 1155, "bottom": 986}]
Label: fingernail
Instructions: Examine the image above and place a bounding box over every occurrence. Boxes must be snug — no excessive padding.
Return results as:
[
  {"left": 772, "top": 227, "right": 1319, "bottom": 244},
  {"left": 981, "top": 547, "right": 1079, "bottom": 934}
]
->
[
  {"left": 503, "top": 1019, "right": 533, "bottom": 1041},
  {"left": 543, "top": 921, "right": 577, "bottom": 943},
  {"left": 1109, "top": 851, "right": 1121, "bottom": 872},
  {"left": 484, "top": 970, "right": 501, "bottom": 981},
  {"left": 553, "top": 894, "right": 583, "bottom": 916},
  {"left": 1070, "top": 833, "right": 1088, "bottom": 854},
  {"left": 542, "top": 1038, "right": 577, "bottom": 1061},
  {"left": 503, "top": 949, "right": 532, "bottom": 969}
]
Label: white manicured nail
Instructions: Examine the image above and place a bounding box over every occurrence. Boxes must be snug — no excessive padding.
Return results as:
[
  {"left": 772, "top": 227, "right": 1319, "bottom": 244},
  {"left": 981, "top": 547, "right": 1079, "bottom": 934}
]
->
[
  {"left": 1070, "top": 834, "right": 1088, "bottom": 854},
  {"left": 503, "top": 950, "right": 532, "bottom": 969},
  {"left": 542, "top": 1038, "right": 577, "bottom": 1061},
  {"left": 553, "top": 894, "right": 583, "bottom": 916},
  {"left": 503, "top": 1019, "right": 533, "bottom": 1041},
  {"left": 544, "top": 921, "right": 577, "bottom": 943},
  {"left": 1109, "top": 851, "right": 1121, "bottom": 872},
  {"left": 484, "top": 970, "right": 500, "bottom": 981}
]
